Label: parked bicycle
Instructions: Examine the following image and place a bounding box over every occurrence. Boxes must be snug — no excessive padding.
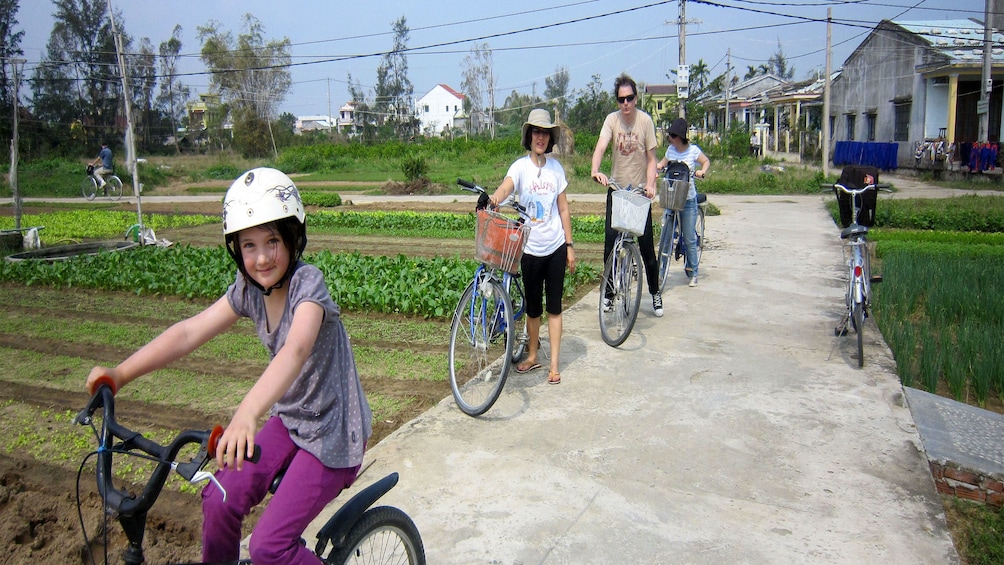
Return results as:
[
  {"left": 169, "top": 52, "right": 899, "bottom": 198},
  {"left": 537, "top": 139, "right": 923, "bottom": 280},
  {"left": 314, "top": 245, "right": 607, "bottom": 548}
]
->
[
  {"left": 656, "top": 162, "right": 707, "bottom": 292},
  {"left": 599, "top": 179, "right": 649, "bottom": 347},
  {"left": 448, "top": 179, "right": 530, "bottom": 416},
  {"left": 82, "top": 164, "right": 124, "bottom": 201},
  {"left": 75, "top": 376, "right": 426, "bottom": 565},
  {"left": 822, "top": 165, "right": 891, "bottom": 368}
]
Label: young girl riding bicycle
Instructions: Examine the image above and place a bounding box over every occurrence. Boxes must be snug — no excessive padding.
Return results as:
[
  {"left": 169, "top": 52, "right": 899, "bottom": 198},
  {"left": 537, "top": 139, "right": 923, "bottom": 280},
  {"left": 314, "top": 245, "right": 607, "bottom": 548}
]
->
[{"left": 85, "top": 167, "right": 372, "bottom": 565}]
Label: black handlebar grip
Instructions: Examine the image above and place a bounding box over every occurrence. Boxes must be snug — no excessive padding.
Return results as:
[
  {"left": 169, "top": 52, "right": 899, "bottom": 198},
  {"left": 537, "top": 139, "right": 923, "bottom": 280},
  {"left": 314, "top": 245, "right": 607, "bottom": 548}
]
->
[{"left": 457, "top": 178, "right": 476, "bottom": 189}]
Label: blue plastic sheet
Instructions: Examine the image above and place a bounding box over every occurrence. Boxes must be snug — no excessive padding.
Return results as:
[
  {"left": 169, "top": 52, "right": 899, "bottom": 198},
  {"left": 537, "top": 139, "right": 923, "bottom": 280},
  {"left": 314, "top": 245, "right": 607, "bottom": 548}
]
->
[{"left": 833, "top": 141, "right": 899, "bottom": 170}]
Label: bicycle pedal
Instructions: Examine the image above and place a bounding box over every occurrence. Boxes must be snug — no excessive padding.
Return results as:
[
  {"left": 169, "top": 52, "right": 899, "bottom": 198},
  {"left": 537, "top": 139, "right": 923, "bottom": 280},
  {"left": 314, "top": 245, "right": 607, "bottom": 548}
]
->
[
  {"left": 870, "top": 275, "right": 883, "bottom": 283},
  {"left": 834, "top": 326, "right": 848, "bottom": 337}
]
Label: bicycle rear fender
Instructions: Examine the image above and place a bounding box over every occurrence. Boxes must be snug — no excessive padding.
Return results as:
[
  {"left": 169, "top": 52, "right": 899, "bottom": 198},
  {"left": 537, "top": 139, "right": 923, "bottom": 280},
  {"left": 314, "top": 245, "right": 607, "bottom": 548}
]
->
[{"left": 314, "top": 472, "right": 399, "bottom": 555}]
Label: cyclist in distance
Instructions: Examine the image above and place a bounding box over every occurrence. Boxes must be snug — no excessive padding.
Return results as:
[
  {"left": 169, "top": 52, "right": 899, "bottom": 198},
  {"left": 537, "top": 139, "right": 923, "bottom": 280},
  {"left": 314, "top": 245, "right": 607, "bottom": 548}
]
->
[
  {"left": 85, "top": 167, "right": 373, "bottom": 565},
  {"left": 657, "top": 117, "right": 710, "bottom": 287},
  {"left": 480, "top": 109, "right": 575, "bottom": 385},
  {"left": 90, "top": 141, "right": 113, "bottom": 187},
  {"left": 590, "top": 73, "right": 663, "bottom": 317}
]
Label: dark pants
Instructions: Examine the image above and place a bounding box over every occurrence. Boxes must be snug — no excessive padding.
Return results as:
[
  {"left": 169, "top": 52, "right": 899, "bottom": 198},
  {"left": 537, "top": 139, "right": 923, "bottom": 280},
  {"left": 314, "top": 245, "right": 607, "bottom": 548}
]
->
[
  {"left": 604, "top": 188, "right": 659, "bottom": 295},
  {"left": 521, "top": 245, "right": 568, "bottom": 318}
]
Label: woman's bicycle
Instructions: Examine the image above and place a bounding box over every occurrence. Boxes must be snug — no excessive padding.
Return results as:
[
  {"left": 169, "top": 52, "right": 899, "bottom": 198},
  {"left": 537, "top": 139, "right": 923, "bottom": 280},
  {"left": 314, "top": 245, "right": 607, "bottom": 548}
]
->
[
  {"left": 599, "top": 179, "right": 649, "bottom": 347},
  {"left": 74, "top": 376, "right": 426, "bottom": 565},
  {"left": 822, "top": 166, "right": 891, "bottom": 368},
  {"left": 656, "top": 162, "right": 706, "bottom": 292},
  {"left": 448, "top": 179, "right": 530, "bottom": 416},
  {"left": 83, "top": 165, "right": 124, "bottom": 201}
]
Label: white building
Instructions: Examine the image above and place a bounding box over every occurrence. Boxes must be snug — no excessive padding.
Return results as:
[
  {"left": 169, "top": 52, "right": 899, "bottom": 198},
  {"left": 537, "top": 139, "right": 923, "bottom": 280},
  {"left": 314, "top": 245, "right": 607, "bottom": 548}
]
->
[
  {"left": 416, "top": 84, "right": 465, "bottom": 136},
  {"left": 295, "top": 115, "right": 333, "bottom": 135}
]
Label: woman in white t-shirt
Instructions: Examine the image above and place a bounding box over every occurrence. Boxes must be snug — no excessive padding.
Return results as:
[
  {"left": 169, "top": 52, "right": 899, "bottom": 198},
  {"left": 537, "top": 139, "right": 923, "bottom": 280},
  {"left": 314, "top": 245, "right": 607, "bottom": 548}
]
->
[
  {"left": 657, "top": 118, "right": 710, "bottom": 287},
  {"left": 485, "top": 109, "right": 575, "bottom": 385}
]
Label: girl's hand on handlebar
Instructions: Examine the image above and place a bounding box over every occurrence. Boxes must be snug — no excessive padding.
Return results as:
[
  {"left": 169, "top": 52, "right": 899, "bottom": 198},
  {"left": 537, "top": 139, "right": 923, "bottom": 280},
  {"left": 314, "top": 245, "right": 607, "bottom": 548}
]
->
[
  {"left": 217, "top": 408, "right": 258, "bottom": 471},
  {"left": 86, "top": 366, "right": 121, "bottom": 395},
  {"left": 695, "top": 170, "right": 707, "bottom": 179}
]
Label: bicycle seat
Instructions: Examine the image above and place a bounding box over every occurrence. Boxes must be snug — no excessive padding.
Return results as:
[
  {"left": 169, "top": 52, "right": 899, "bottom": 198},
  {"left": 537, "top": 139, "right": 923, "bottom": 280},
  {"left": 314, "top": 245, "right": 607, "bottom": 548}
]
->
[
  {"left": 840, "top": 224, "right": 868, "bottom": 239},
  {"left": 696, "top": 193, "right": 707, "bottom": 204}
]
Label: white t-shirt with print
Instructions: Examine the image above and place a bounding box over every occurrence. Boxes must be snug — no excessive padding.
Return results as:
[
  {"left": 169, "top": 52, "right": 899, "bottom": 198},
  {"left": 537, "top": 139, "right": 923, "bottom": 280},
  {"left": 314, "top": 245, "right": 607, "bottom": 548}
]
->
[{"left": 505, "top": 155, "right": 568, "bottom": 257}]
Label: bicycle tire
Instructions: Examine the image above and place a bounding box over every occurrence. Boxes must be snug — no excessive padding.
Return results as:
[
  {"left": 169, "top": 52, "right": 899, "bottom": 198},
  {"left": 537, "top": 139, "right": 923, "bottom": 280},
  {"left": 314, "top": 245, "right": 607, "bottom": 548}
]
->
[
  {"left": 81, "top": 176, "right": 98, "bottom": 200},
  {"left": 599, "top": 240, "right": 643, "bottom": 347},
  {"left": 657, "top": 212, "right": 676, "bottom": 293},
  {"left": 695, "top": 206, "right": 706, "bottom": 266},
  {"left": 448, "top": 277, "right": 514, "bottom": 416},
  {"left": 106, "top": 176, "right": 124, "bottom": 200},
  {"left": 508, "top": 276, "right": 528, "bottom": 363},
  {"left": 853, "top": 300, "right": 865, "bottom": 368},
  {"left": 324, "top": 505, "right": 426, "bottom": 565}
]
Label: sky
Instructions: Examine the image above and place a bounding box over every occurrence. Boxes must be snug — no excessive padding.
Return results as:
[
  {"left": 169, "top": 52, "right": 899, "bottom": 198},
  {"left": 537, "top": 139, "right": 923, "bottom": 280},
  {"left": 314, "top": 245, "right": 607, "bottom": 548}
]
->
[{"left": 16, "top": 0, "right": 977, "bottom": 118}]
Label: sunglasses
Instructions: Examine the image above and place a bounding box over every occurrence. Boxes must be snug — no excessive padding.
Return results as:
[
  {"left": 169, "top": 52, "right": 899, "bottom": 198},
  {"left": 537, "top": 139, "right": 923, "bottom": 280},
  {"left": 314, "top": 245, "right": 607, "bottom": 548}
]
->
[
  {"left": 669, "top": 133, "right": 679, "bottom": 139},
  {"left": 617, "top": 94, "right": 636, "bottom": 104},
  {"left": 530, "top": 127, "right": 551, "bottom": 136}
]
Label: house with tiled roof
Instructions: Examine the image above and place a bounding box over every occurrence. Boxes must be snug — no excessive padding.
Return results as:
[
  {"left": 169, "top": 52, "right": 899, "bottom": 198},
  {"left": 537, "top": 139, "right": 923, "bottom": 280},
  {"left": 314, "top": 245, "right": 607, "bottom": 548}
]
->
[
  {"left": 416, "top": 84, "right": 466, "bottom": 137},
  {"left": 829, "top": 18, "right": 1004, "bottom": 169}
]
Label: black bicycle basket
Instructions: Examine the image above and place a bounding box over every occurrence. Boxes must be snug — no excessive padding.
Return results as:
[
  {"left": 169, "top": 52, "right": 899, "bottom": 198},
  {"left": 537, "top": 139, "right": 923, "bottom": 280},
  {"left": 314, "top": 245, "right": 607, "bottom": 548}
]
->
[{"left": 835, "top": 165, "right": 879, "bottom": 228}]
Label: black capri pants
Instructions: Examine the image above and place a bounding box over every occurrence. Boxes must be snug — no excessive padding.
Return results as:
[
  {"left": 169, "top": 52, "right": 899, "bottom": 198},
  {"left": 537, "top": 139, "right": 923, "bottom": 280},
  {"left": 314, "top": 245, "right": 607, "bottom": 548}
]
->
[{"left": 520, "top": 245, "right": 568, "bottom": 318}]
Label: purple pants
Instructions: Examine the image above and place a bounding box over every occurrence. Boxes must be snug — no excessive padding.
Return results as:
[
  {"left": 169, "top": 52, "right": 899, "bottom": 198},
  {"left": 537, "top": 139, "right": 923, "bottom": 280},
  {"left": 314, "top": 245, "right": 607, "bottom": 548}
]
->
[{"left": 201, "top": 417, "right": 361, "bottom": 564}]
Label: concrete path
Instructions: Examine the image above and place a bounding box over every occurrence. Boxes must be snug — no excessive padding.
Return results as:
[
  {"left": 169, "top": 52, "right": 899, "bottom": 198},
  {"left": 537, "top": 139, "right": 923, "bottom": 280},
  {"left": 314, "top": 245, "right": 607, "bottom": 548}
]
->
[{"left": 306, "top": 190, "right": 960, "bottom": 564}]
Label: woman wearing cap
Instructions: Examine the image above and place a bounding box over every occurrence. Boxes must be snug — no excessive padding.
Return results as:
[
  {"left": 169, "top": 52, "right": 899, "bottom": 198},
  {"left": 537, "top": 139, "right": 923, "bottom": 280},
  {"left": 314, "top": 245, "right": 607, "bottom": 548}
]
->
[
  {"left": 85, "top": 168, "right": 372, "bottom": 565},
  {"left": 657, "top": 117, "right": 710, "bottom": 287},
  {"left": 485, "top": 108, "right": 575, "bottom": 385}
]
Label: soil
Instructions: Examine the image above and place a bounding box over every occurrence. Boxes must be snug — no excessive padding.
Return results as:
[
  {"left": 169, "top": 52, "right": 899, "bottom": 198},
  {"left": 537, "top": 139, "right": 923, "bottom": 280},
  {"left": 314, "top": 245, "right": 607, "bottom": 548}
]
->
[{"left": 0, "top": 194, "right": 607, "bottom": 564}]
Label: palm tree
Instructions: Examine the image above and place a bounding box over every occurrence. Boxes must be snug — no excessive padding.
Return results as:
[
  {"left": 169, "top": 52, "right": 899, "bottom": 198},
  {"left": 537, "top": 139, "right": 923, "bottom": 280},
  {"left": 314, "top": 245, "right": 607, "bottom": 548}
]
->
[{"left": 690, "top": 59, "right": 710, "bottom": 92}]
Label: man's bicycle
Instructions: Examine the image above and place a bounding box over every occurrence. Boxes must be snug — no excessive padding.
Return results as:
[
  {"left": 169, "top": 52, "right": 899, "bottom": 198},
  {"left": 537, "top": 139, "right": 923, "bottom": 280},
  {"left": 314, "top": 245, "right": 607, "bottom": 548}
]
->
[
  {"left": 83, "top": 164, "right": 124, "bottom": 201},
  {"left": 599, "top": 179, "right": 649, "bottom": 347},
  {"left": 656, "top": 162, "right": 706, "bottom": 291},
  {"left": 448, "top": 179, "right": 530, "bottom": 416},
  {"left": 75, "top": 376, "right": 426, "bottom": 565},
  {"left": 822, "top": 166, "right": 891, "bottom": 368}
]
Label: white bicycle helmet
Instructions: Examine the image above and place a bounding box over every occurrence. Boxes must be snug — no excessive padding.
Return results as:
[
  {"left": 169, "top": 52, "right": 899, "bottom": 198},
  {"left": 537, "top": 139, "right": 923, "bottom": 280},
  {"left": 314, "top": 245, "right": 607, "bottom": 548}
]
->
[{"left": 223, "top": 168, "right": 307, "bottom": 294}]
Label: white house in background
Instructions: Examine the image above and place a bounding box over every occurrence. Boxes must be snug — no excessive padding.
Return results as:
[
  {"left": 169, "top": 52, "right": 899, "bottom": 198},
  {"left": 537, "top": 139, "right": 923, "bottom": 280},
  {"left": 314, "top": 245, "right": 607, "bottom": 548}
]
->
[
  {"left": 416, "top": 84, "right": 465, "bottom": 136},
  {"left": 337, "top": 101, "right": 360, "bottom": 136},
  {"left": 295, "top": 115, "right": 333, "bottom": 135}
]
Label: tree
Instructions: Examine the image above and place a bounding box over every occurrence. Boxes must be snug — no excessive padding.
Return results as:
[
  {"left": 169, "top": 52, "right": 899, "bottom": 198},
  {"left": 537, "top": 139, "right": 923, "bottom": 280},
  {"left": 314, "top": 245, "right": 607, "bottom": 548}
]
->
[
  {"left": 198, "top": 14, "right": 291, "bottom": 157},
  {"left": 567, "top": 74, "right": 613, "bottom": 134},
  {"left": 130, "top": 37, "right": 157, "bottom": 151},
  {"left": 0, "top": 0, "right": 24, "bottom": 142},
  {"left": 767, "top": 40, "right": 794, "bottom": 80},
  {"left": 689, "top": 59, "right": 709, "bottom": 93},
  {"left": 373, "top": 16, "right": 418, "bottom": 140},
  {"left": 30, "top": 0, "right": 123, "bottom": 152},
  {"left": 460, "top": 42, "right": 495, "bottom": 137},
  {"left": 544, "top": 66, "right": 569, "bottom": 122},
  {"left": 347, "top": 72, "right": 375, "bottom": 141},
  {"left": 157, "top": 25, "right": 189, "bottom": 154}
]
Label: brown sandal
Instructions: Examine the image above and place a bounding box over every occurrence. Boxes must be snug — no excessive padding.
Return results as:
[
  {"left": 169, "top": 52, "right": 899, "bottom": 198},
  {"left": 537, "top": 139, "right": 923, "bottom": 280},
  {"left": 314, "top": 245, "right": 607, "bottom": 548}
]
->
[{"left": 547, "top": 371, "right": 561, "bottom": 385}]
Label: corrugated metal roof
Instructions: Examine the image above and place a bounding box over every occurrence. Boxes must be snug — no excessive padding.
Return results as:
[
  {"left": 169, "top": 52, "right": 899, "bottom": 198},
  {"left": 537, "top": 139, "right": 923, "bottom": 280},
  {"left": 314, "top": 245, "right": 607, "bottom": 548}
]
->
[{"left": 893, "top": 19, "right": 1004, "bottom": 63}]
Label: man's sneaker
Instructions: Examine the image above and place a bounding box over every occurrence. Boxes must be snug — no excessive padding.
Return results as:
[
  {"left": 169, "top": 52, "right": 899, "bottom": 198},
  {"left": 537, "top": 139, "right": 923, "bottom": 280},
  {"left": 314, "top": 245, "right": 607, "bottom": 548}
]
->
[
  {"left": 603, "top": 297, "right": 613, "bottom": 312},
  {"left": 689, "top": 276, "right": 698, "bottom": 287},
  {"left": 652, "top": 293, "right": 664, "bottom": 317}
]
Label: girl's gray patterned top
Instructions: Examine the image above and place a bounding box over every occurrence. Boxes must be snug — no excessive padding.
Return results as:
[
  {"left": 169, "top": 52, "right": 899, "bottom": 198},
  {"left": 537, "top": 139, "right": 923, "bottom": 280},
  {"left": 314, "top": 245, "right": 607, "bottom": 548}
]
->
[{"left": 227, "top": 262, "right": 372, "bottom": 468}]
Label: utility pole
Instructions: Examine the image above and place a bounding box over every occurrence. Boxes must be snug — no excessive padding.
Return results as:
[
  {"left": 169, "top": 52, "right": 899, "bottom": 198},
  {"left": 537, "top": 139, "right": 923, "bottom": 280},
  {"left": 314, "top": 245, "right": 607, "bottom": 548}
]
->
[
  {"left": 978, "top": 0, "right": 992, "bottom": 142},
  {"left": 108, "top": 0, "right": 145, "bottom": 240},
  {"left": 678, "top": 0, "right": 686, "bottom": 119},
  {"left": 7, "top": 58, "right": 25, "bottom": 230},
  {"left": 724, "top": 49, "right": 732, "bottom": 130},
  {"left": 823, "top": 8, "right": 832, "bottom": 177}
]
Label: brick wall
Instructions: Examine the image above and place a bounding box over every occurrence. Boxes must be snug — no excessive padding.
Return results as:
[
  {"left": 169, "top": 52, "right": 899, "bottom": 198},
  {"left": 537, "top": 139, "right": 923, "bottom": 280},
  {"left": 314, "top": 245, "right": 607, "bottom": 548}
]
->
[{"left": 930, "top": 460, "right": 1004, "bottom": 508}]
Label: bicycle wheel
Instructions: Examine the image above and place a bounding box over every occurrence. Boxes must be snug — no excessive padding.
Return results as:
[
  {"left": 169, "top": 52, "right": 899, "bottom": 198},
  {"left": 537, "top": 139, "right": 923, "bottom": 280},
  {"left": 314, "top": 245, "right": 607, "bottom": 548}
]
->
[
  {"left": 852, "top": 300, "right": 865, "bottom": 368},
  {"left": 694, "top": 206, "right": 706, "bottom": 266},
  {"left": 599, "top": 240, "right": 643, "bottom": 347},
  {"left": 508, "top": 276, "right": 528, "bottom": 363},
  {"left": 657, "top": 212, "right": 676, "bottom": 292},
  {"left": 81, "top": 176, "right": 98, "bottom": 200},
  {"left": 106, "top": 176, "right": 123, "bottom": 200},
  {"left": 325, "top": 506, "right": 426, "bottom": 565},
  {"left": 448, "top": 277, "right": 514, "bottom": 416}
]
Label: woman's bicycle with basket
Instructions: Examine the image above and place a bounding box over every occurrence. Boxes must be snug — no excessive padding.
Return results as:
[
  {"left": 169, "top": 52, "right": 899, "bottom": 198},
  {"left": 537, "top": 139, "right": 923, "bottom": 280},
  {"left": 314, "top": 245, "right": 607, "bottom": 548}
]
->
[
  {"left": 599, "top": 179, "right": 650, "bottom": 347},
  {"left": 656, "top": 162, "right": 706, "bottom": 291},
  {"left": 83, "top": 164, "right": 124, "bottom": 201},
  {"left": 74, "top": 376, "right": 426, "bottom": 565},
  {"left": 448, "top": 179, "right": 531, "bottom": 416},
  {"left": 821, "top": 165, "right": 891, "bottom": 368}
]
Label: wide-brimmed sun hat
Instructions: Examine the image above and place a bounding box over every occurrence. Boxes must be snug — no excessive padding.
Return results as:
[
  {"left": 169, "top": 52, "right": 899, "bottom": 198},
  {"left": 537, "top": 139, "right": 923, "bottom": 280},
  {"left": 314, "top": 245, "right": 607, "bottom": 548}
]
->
[
  {"left": 667, "top": 117, "right": 689, "bottom": 143},
  {"left": 521, "top": 108, "right": 559, "bottom": 152}
]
